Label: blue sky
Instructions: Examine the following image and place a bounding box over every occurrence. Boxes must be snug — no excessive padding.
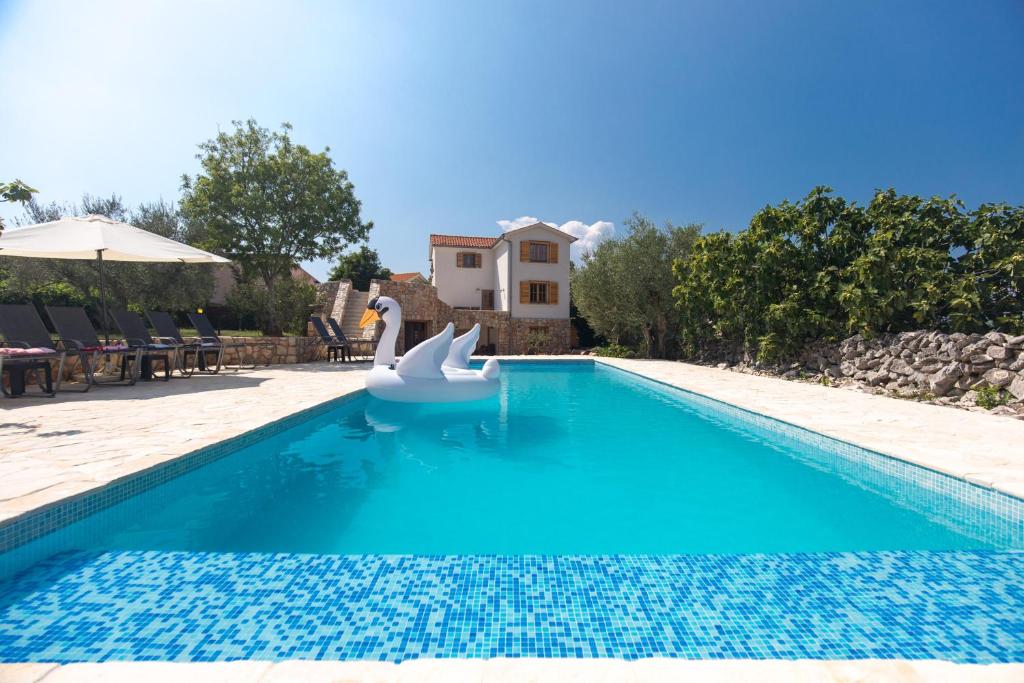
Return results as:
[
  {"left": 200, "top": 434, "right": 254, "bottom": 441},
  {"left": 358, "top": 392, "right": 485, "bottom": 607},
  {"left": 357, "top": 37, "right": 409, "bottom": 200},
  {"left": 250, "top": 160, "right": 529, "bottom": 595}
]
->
[{"left": 1, "top": 0, "right": 1022, "bottom": 280}]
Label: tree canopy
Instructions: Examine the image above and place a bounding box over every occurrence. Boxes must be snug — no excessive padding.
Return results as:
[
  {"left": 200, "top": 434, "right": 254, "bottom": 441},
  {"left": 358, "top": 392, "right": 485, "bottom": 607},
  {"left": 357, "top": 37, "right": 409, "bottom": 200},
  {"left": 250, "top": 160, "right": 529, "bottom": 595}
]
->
[
  {"left": 0, "top": 179, "right": 37, "bottom": 235},
  {"left": 180, "top": 119, "right": 371, "bottom": 334},
  {"left": 328, "top": 245, "right": 392, "bottom": 290},
  {"left": 571, "top": 213, "right": 701, "bottom": 358},
  {"left": 673, "top": 187, "right": 1024, "bottom": 363}
]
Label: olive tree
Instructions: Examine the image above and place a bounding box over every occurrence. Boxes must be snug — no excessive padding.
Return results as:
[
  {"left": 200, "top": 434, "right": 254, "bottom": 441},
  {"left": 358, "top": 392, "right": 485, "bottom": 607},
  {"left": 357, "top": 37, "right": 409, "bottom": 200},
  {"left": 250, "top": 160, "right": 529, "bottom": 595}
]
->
[{"left": 571, "top": 213, "right": 700, "bottom": 358}]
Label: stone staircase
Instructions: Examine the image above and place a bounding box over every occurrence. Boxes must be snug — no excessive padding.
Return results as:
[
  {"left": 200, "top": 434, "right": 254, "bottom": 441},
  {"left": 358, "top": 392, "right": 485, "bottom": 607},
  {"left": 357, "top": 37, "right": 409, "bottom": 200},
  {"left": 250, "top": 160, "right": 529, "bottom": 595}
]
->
[{"left": 341, "top": 289, "right": 371, "bottom": 339}]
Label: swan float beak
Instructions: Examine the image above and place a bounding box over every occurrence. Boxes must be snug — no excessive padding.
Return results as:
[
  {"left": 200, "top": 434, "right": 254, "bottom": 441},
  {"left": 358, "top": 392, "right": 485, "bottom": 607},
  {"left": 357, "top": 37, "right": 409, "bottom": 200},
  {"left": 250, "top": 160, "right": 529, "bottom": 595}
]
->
[{"left": 359, "top": 308, "right": 381, "bottom": 328}]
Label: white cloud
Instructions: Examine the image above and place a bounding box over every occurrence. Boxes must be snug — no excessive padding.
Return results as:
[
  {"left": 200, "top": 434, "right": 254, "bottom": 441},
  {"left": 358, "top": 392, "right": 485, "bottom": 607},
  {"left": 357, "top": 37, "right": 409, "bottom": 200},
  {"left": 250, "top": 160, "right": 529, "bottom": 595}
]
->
[{"left": 497, "top": 216, "right": 614, "bottom": 258}]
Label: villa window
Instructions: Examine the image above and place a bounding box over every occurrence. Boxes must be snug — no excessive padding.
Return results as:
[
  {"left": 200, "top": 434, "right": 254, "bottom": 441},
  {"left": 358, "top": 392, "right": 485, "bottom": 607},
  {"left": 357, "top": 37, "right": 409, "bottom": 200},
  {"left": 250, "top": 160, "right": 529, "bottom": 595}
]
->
[
  {"left": 530, "top": 282, "right": 547, "bottom": 304},
  {"left": 529, "top": 242, "right": 548, "bottom": 263},
  {"left": 519, "top": 280, "right": 559, "bottom": 305},
  {"left": 520, "top": 282, "right": 561, "bottom": 305},
  {"left": 456, "top": 252, "right": 481, "bottom": 268},
  {"left": 519, "top": 240, "right": 559, "bottom": 263},
  {"left": 481, "top": 289, "right": 495, "bottom": 310}
]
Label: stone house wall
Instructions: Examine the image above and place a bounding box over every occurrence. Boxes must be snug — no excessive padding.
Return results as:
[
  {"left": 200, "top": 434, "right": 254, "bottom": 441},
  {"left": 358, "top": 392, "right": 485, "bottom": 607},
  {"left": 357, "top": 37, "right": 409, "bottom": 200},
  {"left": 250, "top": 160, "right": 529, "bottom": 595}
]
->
[{"left": 360, "top": 279, "right": 572, "bottom": 355}]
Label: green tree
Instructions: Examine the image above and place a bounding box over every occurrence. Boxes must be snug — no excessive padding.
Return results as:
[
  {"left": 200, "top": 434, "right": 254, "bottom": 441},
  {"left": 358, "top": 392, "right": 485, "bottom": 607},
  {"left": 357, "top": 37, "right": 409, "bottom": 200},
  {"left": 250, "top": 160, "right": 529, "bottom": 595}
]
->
[
  {"left": 328, "top": 245, "right": 392, "bottom": 290},
  {"left": 571, "top": 213, "right": 701, "bottom": 358},
  {"left": 226, "top": 276, "right": 316, "bottom": 336},
  {"left": 180, "top": 120, "right": 372, "bottom": 334},
  {"left": 673, "top": 186, "right": 1024, "bottom": 364},
  {"left": 0, "top": 179, "right": 37, "bottom": 234}
]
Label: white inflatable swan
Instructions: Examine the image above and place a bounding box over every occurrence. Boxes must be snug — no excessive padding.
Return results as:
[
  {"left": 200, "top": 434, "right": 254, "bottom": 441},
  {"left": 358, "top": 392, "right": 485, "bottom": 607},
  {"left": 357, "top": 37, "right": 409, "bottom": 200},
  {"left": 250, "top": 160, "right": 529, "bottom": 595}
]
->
[{"left": 358, "top": 295, "right": 500, "bottom": 402}]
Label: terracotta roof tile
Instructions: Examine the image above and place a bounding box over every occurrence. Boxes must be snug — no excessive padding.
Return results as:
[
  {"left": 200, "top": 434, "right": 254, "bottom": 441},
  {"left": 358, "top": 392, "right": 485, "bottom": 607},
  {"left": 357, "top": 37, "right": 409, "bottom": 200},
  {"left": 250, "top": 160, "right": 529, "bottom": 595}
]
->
[
  {"left": 390, "top": 272, "right": 424, "bottom": 282},
  {"left": 429, "top": 234, "right": 500, "bottom": 248}
]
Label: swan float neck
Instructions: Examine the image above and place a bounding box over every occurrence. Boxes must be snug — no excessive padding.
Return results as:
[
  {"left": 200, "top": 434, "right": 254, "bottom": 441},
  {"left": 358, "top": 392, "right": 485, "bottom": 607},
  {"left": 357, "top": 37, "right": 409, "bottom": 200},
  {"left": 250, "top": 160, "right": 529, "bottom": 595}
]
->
[{"left": 358, "top": 295, "right": 501, "bottom": 403}]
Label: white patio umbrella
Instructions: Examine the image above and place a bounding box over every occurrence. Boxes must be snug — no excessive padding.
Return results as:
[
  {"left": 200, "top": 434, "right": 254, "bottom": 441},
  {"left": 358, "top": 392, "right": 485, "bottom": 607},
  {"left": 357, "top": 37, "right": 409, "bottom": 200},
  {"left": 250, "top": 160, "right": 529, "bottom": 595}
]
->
[{"left": 0, "top": 214, "right": 230, "bottom": 341}]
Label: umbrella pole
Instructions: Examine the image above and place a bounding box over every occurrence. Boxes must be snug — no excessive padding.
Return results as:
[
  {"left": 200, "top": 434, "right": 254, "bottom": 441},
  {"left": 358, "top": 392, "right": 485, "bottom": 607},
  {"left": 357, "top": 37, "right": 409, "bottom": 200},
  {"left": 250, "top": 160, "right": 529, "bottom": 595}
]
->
[{"left": 98, "top": 250, "right": 109, "bottom": 344}]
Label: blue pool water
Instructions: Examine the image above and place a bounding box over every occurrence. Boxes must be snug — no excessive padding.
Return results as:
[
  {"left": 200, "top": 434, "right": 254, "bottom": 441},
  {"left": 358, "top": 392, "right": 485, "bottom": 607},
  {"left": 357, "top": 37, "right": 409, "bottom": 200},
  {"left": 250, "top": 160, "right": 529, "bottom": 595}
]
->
[
  {"left": 0, "top": 361, "right": 1021, "bottom": 663},
  {"left": 5, "top": 362, "right": 1021, "bottom": 559}
]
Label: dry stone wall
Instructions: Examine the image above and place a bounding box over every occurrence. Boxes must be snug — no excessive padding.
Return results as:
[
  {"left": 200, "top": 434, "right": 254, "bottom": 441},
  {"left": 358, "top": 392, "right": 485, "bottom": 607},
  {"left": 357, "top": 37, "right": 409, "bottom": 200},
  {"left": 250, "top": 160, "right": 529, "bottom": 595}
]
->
[{"left": 717, "top": 330, "right": 1024, "bottom": 419}]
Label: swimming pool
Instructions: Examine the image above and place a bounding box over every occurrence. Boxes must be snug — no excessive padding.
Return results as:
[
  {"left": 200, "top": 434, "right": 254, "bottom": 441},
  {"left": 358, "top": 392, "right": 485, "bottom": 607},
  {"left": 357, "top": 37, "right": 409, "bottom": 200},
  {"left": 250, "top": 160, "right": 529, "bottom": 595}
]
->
[{"left": 0, "top": 361, "right": 1021, "bottom": 662}]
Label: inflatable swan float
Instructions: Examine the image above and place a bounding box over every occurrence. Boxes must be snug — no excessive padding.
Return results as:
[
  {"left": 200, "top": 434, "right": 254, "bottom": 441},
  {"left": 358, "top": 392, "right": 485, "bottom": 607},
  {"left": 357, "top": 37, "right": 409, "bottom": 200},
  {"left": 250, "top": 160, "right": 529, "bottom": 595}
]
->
[{"left": 358, "top": 295, "right": 501, "bottom": 403}]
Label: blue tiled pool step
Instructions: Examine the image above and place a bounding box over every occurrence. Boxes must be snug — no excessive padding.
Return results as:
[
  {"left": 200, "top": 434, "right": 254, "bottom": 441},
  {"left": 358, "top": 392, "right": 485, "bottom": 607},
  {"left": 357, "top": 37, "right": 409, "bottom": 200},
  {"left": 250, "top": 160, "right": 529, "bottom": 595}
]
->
[{"left": 0, "top": 550, "right": 1021, "bottom": 663}]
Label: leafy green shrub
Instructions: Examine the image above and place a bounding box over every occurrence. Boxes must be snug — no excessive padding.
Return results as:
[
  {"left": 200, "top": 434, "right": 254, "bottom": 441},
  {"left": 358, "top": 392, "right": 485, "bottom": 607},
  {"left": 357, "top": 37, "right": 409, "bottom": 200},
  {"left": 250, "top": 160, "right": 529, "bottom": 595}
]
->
[
  {"left": 227, "top": 277, "right": 316, "bottom": 336},
  {"left": 524, "top": 329, "right": 552, "bottom": 354},
  {"left": 976, "top": 385, "right": 1010, "bottom": 410},
  {"left": 673, "top": 187, "right": 1024, "bottom": 362},
  {"left": 592, "top": 343, "right": 636, "bottom": 358}
]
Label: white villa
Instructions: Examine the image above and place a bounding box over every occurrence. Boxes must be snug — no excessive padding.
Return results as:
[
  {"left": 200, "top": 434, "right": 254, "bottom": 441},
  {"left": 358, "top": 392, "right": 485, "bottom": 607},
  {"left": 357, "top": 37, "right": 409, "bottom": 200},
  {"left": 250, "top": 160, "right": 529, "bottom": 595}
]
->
[
  {"left": 430, "top": 222, "right": 574, "bottom": 318},
  {"left": 317, "top": 222, "right": 577, "bottom": 355}
]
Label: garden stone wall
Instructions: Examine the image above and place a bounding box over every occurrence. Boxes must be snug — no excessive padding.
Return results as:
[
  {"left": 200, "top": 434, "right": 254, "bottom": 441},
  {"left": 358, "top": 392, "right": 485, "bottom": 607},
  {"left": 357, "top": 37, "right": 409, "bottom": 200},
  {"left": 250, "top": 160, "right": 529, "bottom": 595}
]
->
[
  {"left": 42, "top": 335, "right": 324, "bottom": 383},
  {"left": 717, "top": 330, "right": 1024, "bottom": 419}
]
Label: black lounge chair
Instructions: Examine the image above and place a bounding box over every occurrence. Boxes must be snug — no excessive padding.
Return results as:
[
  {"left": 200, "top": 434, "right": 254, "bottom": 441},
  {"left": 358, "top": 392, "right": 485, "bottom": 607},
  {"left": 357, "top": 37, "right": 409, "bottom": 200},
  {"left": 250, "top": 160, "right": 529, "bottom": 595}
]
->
[
  {"left": 0, "top": 303, "right": 65, "bottom": 397},
  {"left": 326, "top": 317, "right": 374, "bottom": 360},
  {"left": 309, "top": 316, "right": 350, "bottom": 362},
  {"left": 110, "top": 309, "right": 173, "bottom": 381},
  {"left": 186, "top": 312, "right": 271, "bottom": 371},
  {"left": 145, "top": 311, "right": 208, "bottom": 376},
  {"left": 45, "top": 305, "right": 143, "bottom": 389}
]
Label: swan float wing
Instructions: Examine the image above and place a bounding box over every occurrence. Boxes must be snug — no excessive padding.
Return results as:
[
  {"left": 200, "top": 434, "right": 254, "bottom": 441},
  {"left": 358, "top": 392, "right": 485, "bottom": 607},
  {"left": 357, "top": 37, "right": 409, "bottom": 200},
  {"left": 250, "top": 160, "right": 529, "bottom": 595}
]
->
[
  {"left": 443, "top": 323, "right": 480, "bottom": 369},
  {"left": 396, "top": 322, "right": 454, "bottom": 379}
]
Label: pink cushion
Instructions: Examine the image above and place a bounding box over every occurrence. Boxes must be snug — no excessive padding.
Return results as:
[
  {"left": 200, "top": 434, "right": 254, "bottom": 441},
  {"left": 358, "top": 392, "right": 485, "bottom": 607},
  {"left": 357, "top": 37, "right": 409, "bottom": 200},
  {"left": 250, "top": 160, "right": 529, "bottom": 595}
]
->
[
  {"left": 0, "top": 347, "right": 56, "bottom": 357},
  {"left": 80, "top": 344, "right": 131, "bottom": 353}
]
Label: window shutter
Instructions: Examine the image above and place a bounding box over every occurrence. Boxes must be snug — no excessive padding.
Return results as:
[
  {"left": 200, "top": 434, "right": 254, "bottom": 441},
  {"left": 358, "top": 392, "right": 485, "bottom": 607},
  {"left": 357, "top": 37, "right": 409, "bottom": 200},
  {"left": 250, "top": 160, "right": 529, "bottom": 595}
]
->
[
  {"left": 519, "top": 281, "right": 530, "bottom": 304},
  {"left": 549, "top": 281, "right": 559, "bottom": 304},
  {"left": 520, "top": 241, "right": 530, "bottom": 262},
  {"left": 549, "top": 242, "right": 558, "bottom": 264},
  {"left": 456, "top": 252, "right": 464, "bottom": 268}
]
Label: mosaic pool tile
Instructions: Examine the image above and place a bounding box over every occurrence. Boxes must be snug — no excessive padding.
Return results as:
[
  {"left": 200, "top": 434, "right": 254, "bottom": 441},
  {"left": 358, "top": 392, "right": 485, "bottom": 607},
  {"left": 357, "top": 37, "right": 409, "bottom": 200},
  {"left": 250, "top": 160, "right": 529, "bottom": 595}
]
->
[{"left": 0, "top": 551, "right": 1021, "bottom": 663}]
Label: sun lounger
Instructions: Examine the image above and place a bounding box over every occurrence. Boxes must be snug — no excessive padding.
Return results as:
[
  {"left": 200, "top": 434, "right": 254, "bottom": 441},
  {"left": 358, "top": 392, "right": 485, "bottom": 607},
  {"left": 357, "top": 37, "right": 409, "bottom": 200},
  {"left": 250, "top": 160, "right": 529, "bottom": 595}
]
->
[
  {"left": 0, "top": 304, "right": 65, "bottom": 397},
  {"left": 110, "top": 309, "right": 173, "bottom": 381},
  {"left": 326, "top": 317, "right": 374, "bottom": 360},
  {"left": 186, "top": 313, "right": 272, "bottom": 371},
  {"left": 309, "top": 316, "right": 349, "bottom": 362},
  {"left": 45, "top": 305, "right": 143, "bottom": 389}
]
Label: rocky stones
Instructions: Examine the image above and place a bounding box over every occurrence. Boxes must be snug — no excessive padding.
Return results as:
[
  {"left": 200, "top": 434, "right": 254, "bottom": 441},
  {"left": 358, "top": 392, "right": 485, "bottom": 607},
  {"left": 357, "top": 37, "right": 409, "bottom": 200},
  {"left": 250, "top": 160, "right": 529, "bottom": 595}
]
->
[
  {"left": 987, "top": 345, "right": 1011, "bottom": 361},
  {"left": 928, "top": 363, "right": 962, "bottom": 396},
  {"left": 864, "top": 370, "right": 889, "bottom": 386},
  {"left": 709, "top": 327, "right": 1024, "bottom": 419},
  {"left": 990, "top": 405, "right": 1018, "bottom": 417},
  {"left": 1009, "top": 375, "right": 1024, "bottom": 401},
  {"left": 982, "top": 368, "right": 1015, "bottom": 388}
]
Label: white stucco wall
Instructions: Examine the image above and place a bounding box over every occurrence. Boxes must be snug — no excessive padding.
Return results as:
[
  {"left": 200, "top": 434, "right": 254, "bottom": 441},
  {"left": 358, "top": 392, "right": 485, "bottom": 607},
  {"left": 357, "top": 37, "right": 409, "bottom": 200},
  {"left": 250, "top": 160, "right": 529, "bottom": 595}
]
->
[
  {"left": 431, "top": 245, "right": 498, "bottom": 309},
  {"left": 494, "top": 239, "right": 510, "bottom": 311},
  {"left": 508, "top": 225, "right": 573, "bottom": 320}
]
